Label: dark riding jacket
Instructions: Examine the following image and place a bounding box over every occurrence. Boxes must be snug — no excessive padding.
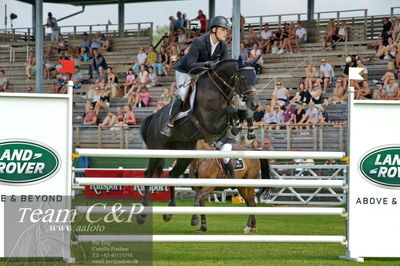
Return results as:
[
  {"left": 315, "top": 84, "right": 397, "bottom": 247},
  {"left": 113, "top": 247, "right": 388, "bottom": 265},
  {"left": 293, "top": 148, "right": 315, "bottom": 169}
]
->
[{"left": 174, "top": 33, "right": 229, "bottom": 74}]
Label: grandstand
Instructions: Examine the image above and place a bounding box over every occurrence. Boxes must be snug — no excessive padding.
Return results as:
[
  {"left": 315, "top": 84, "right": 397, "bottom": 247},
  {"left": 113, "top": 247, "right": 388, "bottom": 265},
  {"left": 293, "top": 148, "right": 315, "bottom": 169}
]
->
[{"left": 0, "top": 7, "right": 399, "bottom": 152}]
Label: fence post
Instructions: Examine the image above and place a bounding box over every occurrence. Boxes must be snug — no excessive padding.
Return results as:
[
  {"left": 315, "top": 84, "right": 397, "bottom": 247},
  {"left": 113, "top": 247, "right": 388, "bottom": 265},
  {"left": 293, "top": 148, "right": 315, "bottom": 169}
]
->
[
  {"left": 259, "top": 16, "right": 263, "bottom": 34},
  {"left": 278, "top": 15, "right": 281, "bottom": 27},
  {"left": 339, "top": 124, "right": 344, "bottom": 152},
  {"left": 27, "top": 28, "right": 31, "bottom": 41},
  {"left": 138, "top": 23, "right": 141, "bottom": 37},
  {"left": 119, "top": 129, "right": 123, "bottom": 148},
  {"left": 370, "top": 16, "right": 374, "bottom": 40},
  {"left": 317, "top": 13, "right": 320, "bottom": 37},
  {"left": 76, "top": 127, "right": 81, "bottom": 146},
  {"left": 286, "top": 125, "right": 291, "bottom": 150},
  {"left": 12, "top": 29, "right": 15, "bottom": 42},
  {"left": 150, "top": 22, "right": 153, "bottom": 44},
  {"left": 319, "top": 127, "right": 323, "bottom": 151},
  {"left": 89, "top": 25, "right": 93, "bottom": 37},
  {"left": 336, "top": 11, "right": 340, "bottom": 26},
  {"left": 97, "top": 127, "right": 102, "bottom": 148},
  {"left": 363, "top": 9, "right": 368, "bottom": 40},
  {"left": 297, "top": 14, "right": 301, "bottom": 22},
  {"left": 313, "top": 126, "right": 317, "bottom": 150}
]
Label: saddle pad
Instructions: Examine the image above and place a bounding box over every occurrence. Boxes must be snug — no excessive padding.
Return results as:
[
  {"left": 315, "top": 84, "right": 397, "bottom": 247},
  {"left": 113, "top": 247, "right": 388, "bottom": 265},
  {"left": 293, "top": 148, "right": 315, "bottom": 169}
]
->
[
  {"left": 231, "top": 158, "right": 245, "bottom": 171},
  {"left": 176, "top": 86, "right": 196, "bottom": 120}
]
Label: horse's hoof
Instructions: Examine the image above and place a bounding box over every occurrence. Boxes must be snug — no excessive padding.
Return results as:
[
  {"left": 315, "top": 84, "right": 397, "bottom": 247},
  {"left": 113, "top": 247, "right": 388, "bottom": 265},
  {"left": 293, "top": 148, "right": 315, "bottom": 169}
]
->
[
  {"left": 251, "top": 227, "right": 258, "bottom": 233},
  {"left": 163, "top": 214, "right": 173, "bottom": 222},
  {"left": 197, "top": 227, "right": 207, "bottom": 234},
  {"left": 191, "top": 215, "right": 199, "bottom": 226},
  {"left": 243, "top": 226, "right": 252, "bottom": 234},
  {"left": 136, "top": 214, "right": 147, "bottom": 225}
]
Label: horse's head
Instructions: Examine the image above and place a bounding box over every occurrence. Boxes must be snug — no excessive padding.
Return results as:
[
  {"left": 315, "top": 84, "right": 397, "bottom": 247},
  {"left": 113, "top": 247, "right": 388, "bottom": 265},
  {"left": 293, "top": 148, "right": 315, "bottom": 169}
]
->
[{"left": 212, "top": 59, "right": 259, "bottom": 112}]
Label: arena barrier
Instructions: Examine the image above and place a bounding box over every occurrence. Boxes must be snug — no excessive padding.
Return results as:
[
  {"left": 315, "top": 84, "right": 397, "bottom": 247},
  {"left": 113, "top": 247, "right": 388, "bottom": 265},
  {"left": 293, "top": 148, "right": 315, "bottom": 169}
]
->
[{"left": 2, "top": 67, "right": 400, "bottom": 262}]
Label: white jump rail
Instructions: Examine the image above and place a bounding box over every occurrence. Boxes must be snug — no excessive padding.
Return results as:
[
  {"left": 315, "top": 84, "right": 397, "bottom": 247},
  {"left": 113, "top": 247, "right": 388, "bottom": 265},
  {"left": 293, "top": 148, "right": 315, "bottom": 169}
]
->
[
  {"left": 75, "top": 177, "right": 345, "bottom": 188},
  {"left": 75, "top": 206, "right": 346, "bottom": 215},
  {"left": 76, "top": 235, "right": 346, "bottom": 244},
  {"left": 75, "top": 148, "right": 346, "bottom": 160}
]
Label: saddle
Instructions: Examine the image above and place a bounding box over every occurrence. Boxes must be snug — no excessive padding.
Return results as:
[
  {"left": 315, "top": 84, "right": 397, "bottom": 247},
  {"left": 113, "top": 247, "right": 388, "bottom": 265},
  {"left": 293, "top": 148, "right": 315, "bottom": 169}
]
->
[{"left": 216, "top": 158, "right": 245, "bottom": 175}]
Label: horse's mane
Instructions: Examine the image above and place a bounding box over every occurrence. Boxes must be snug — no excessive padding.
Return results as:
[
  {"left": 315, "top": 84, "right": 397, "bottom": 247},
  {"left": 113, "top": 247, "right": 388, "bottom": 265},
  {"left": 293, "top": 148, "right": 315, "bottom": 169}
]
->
[{"left": 214, "top": 59, "right": 238, "bottom": 71}]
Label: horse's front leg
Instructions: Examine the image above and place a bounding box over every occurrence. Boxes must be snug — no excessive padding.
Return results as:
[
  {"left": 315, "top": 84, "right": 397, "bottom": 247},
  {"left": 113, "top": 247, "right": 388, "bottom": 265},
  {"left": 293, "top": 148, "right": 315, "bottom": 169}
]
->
[
  {"left": 163, "top": 158, "right": 193, "bottom": 222},
  {"left": 225, "top": 105, "right": 241, "bottom": 136},
  {"left": 246, "top": 111, "right": 256, "bottom": 140}
]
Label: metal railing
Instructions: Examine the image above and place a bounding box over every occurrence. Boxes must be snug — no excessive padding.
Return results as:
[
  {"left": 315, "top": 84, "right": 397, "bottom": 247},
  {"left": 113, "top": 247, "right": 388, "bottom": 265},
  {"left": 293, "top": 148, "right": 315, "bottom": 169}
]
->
[{"left": 0, "top": 21, "right": 153, "bottom": 43}]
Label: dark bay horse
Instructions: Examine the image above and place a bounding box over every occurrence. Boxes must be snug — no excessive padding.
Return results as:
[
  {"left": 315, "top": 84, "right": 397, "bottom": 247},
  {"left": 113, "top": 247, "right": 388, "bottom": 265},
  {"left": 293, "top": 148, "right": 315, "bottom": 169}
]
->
[
  {"left": 189, "top": 140, "right": 261, "bottom": 233},
  {"left": 139, "top": 59, "right": 259, "bottom": 223}
]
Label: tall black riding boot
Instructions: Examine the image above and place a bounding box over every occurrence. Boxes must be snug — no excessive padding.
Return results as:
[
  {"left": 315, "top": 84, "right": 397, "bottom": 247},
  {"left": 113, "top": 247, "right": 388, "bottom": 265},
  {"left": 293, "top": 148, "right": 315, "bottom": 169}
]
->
[
  {"left": 224, "top": 162, "right": 235, "bottom": 179},
  {"left": 160, "top": 96, "right": 183, "bottom": 137}
]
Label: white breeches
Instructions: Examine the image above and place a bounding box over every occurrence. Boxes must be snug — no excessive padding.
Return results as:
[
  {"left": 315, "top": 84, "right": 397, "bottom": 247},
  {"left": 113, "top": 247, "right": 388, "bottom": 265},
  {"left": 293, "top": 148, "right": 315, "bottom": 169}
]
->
[
  {"left": 220, "top": 143, "right": 232, "bottom": 164},
  {"left": 176, "top": 70, "right": 191, "bottom": 100}
]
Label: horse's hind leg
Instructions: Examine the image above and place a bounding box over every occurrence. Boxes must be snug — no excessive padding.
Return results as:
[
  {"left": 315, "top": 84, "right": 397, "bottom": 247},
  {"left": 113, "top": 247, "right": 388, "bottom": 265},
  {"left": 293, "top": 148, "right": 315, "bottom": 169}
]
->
[
  {"left": 137, "top": 158, "right": 162, "bottom": 224},
  {"left": 238, "top": 186, "right": 255, "bottom": 234},
  {"left": 163, "top": 158, "right": 193, "bottom": 222},
  {"left": 247, "top": 187, "right": 257, "bottom": 232},
  {"left": 198, "top": 195, "right": 208, "bottom": 233}
]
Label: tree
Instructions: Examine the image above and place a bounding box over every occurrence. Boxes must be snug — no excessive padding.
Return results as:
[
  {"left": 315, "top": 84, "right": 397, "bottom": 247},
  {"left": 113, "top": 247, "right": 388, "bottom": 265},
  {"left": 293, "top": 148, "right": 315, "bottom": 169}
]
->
[{"left": 153, "top": 25, "right": 169, "bottom": 47}]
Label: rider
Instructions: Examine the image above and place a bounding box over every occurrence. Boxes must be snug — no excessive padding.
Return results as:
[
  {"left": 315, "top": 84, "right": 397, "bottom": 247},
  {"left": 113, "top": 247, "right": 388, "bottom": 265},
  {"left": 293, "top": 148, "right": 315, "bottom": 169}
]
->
[
  {"left": 160, "top": 16, "right": 230, "bottom": 137},
  {"left": 210, "top": 132, "right": 236, "bottom": 179}
]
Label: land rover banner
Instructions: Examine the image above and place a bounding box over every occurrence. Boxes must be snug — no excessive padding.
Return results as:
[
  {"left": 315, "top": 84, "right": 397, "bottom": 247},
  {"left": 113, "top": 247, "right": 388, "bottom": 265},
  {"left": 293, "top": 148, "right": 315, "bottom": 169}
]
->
[{"left": 347, "top": 97, "right": 400, "bottom": 260}]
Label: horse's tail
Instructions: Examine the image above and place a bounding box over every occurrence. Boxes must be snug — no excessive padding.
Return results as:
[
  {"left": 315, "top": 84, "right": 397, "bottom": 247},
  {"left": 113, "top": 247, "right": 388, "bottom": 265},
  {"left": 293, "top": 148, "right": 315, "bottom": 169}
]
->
[{"left": 140, "top": 113, "right": 154, "bottom": 146}]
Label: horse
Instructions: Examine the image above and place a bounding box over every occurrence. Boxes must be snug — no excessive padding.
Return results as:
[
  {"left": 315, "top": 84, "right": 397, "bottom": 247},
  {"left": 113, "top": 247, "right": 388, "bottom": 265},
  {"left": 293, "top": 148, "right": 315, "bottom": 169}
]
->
[
  {"left": 189, "top": 140, "right": 261, "bottom": 233},
  {"left": 139, "top": 59, "right": 259, "bottom": 223}
]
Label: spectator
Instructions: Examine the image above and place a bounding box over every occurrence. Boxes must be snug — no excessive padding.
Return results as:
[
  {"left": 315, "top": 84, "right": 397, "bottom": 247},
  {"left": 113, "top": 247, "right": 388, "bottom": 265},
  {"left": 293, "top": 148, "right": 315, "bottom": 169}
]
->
[
  {"left": 78, "top": 32, "right": 91, "bottom": 60},
  {"left": 252, "top": 105, "right": 265, "bottom": 128},
  {"left": 155, "top": 88, "right": 172, "bottom": 112},
  {"left": 282, "top": 103, "right": 295, "bottom": 125},
  {"left": 321, "top": 19, "right": 336, "bottom": 50},
  {"left": 331, "top": 79, "right": 347, "bottom": 104},
  {"left": 381, "top": 17, "right": 393, "bottom": 45},
  {"left": 251, "top": 140, "right": 261, "bottom": 150},
  {"left": 122, "top": 68, "right": 136, "bottom": 96},
  {"left": 134, "top": 64, "right": 149, "bottom": 90},
  {"left": 165, "top": 44, "right": 179, "bottom": 76},
  {"left": 105, "top": 67, "right": 120, "bottom": 98},
  {"left": 89, "top": 32, "right": 104, "bottom": 57},
  {"left": 72, "top": 66, "right": 84, "bottom": 89},
  {"left": 98, "top": 34, "right": 112, "bottom": 53},
  {"left": 356, "top": 59, "right": 368, "bottom": 81},
  {"left": 175, "top": 11, "right": 184, "bottom": 30},
  {"left": 89, "top": 49, "right": 107, "bottom": 79},
  {"left": 191, "top": 10, "right": 207, "bottom": 34},
  {"left": 291, "top": 81, "right": 311, "bottom": 105},
  {"left": 177, "top": 27, "right": 188, "bottom": 52},
  {"left": 124, "top": 105, "right": 137, "bottom": 126},
  {"left": 146, "top": 45, "right": 158, "bottom": 66},
  {"left": 99, "top": 111, "right": 118, "bottom": 129},
  {"left": 263, "top": 104, "right": 278, "bottom": 130},
  {"left": 134, "top": 87, "right": 150, "bottom": 107},
  {"left": 343, "top": 56, "right": 356, "bottom": 88},
  {"left": 318, "top": 108, "right": 330, "bottom": 123},
  {"left": 86, "top": 80, "right": 106, "bottom": 111},
  {"left": 46, "top": 12, "right": 59, "bottom": 41},
  {"left": 94, "top": 87, "right": 110, "bottom": 115},
  {"left": 82, "top": 106, "right": 97, "bottom": 125},
  {"left": 168, "top": 16, "right": 176, "bottom": 45},
  {"left": 114, "top": 106, "right": 128, "bottom": 130},
  {"left": 305, "top": 63, "right": 318, "bottom": 90},
  {"left": 147, "top": 66, "right": 158, "bottom": 88},
  {"left": 355, "top": 80, "right": 372, "bottom": 99},
  {"left": 249, "top": 43, "right": 263, "bottom": 74},
  {"left": 239, "top": 42, "right": 249, "bottom": 61},
  {"left": 393, "top": 17, "right": 400, "bottom": 42},
  {"left": 295, "top": 22, "right": 307, "bottom": 52},
  {"left": 294, "top": 103, "right": 307, "bottom": 129},
  {"left": 260, "top": 23, "right": 273, "bottom": 54},
  {"left": 319, "top": 58, "right": 334, "bottom": 93},
  {"left": 245, "top": 26, "right": 258, "bottom": 48},
  {"left": 51, "top": 73, "right": 70, "bottom": 94},
  {"left": 270, "top": 27, "right": 282, "bottom": 54},
  {"left": 48, "top": 34, "right": 67, "bottom": 57},
  {"left": 44, "top": 57, "right": 56, "bottom": 80},
  {"left": 372, "top": 81, "right": 385, "bottom": 100},
  {"left": 26, "top": 87, "right": 34, "bottom": 93},
  {"left": 25, "top": 51, "right": 35, "bottom": 80},
  {"left": 66, "top": 47, "right": 80, "bottom": 68},
  {"left": 338, "top": 21, "right": 350, "bottom": 41},
  {"left": 0, "top": 70, "right": 8, "bottom": 92},
  {"left": 271, "top": 81, "right": 289, "bottom": 107},
  {"left": 384, "top": 76, "right": 399, "bottom": 99},
  {"left": 375, "top": 37, "right": 396, "bottom": 60},
  {"left": 86, "top": 67, "right": 107, "bottom": 98},
  {"left": 277, "top": 23, "right": 290, "bottom": 54},
  {"left": 133, "top": 47, "right": 147, "bottom": 75},
  {"left": 396, "top": 42, "right": 400, "bottom": 68},
  {"left": 305, "top": 102, "right": 319, "bottom": 126},
  {"left": 379, "top": 71, "right": 396, "bottom": 87},
  {"left": 310, "top": 81, "right": 323, "bottom": 105},
  {"left": 373, "top": 37, "right": 385, "bottom": 59},
  {"left": 152, "top": 46, "right": 168, "bottom": 77}
]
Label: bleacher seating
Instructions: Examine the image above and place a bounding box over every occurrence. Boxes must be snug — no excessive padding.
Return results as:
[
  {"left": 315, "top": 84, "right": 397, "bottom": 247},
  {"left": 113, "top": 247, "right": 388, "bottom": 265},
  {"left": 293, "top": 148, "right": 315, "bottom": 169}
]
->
[{"left": 0, "top": 9, "right": 397, "bottom": 151}]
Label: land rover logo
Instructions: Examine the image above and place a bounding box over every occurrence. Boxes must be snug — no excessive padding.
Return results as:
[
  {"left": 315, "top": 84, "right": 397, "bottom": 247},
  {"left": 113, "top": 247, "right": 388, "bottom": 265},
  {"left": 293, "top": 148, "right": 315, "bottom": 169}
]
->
[
  {"left": 359, "top": 146, "right": 400, "bottom": 187},
  {"left": 0, "top": 140, "right": 60, "bottom": 184}
]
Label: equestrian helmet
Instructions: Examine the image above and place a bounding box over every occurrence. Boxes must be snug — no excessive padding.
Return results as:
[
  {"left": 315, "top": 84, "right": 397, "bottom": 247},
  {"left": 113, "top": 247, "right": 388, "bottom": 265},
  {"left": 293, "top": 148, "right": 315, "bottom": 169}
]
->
[{"left": 209, "top": 16, "right": 231, "bottom": 29}]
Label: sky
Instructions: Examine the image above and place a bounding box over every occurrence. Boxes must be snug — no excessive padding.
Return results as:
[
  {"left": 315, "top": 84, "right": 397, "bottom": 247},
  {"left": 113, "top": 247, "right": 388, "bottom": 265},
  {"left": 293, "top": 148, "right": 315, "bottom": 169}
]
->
[{"left": 1, "top": 0, "right": 399, "bottom": 31}]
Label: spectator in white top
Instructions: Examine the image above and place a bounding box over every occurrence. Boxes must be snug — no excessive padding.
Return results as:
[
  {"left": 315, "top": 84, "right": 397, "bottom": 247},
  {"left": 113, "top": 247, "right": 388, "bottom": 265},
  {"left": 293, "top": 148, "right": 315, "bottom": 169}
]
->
[
  {"left": 260, "top": 23, "right": 273, "bottom": 54},
  {"left": 295, "top": 22, "right": 307, "bottom": 52},
  {"left": 305, "top": 102, "right": 319, "bottom": 127},
  {"left": 319, "top": 58, "right": 334, "bottom": 93},
  {"left": 177, "top": 27, "right": 187, "bottom": 52},
  {"left": 46, "top": 12, "right": 59, "bottom": 41},
  {"left": 133, "top": 47, "right": 147, "bottom": 75},
  {"left": 249, "top": 43, "right": 263, "bottom": 74},
  {"left": 271, "top": 81, "right": 289, "bottom": 107},
  {"left": 0, "top": 70, "right": 8, "bottom": 92}
]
